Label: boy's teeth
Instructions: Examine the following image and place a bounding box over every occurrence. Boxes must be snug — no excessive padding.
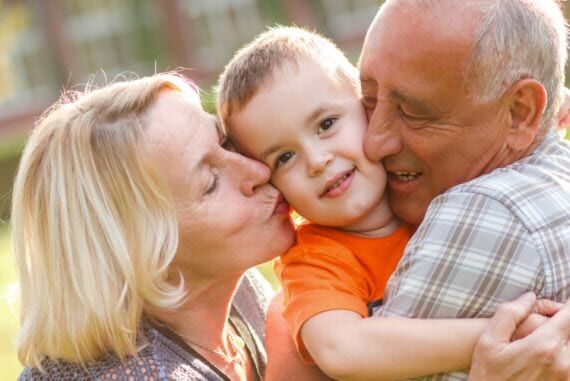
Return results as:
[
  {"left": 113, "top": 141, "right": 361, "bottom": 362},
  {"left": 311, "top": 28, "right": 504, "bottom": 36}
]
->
[{"left": 327, "top": 173, "right": 350, "bottom": 192}]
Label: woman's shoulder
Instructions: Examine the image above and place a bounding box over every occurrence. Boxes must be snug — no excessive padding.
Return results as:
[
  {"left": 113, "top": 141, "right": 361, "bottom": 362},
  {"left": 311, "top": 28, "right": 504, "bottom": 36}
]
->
[
  {"left": 18, "top": 338, "right": 163, "bottom": 380},
  {"left": 235, "top": 269, "right": 274, "bottom": 321}
]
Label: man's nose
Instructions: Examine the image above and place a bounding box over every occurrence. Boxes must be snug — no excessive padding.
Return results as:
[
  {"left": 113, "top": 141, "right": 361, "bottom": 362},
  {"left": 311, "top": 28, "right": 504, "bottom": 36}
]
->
[{"left": 364, "top": 114, "right": 402, "bottom": 162}]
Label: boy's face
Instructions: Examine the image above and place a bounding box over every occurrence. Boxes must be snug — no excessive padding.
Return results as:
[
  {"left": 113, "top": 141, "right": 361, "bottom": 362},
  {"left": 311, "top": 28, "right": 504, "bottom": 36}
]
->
[{"left": 228, "top": 60, "right": 387, "bottom": 229}]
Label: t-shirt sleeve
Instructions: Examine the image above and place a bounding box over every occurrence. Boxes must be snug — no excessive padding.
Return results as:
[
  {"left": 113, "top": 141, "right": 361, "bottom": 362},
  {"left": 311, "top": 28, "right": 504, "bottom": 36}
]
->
[
  {"left": 376, "top": 191, "right": 543, "bottom": 319},
  {"left": 275, "top": 238, "right": 371, "bottom": 363}
]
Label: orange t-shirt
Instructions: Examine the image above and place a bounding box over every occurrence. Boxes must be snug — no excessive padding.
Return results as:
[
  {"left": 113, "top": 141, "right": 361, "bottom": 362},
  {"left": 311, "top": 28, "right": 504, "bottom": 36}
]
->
[{"left": 274, "top": 222, "right": 412, "bottom": 362}]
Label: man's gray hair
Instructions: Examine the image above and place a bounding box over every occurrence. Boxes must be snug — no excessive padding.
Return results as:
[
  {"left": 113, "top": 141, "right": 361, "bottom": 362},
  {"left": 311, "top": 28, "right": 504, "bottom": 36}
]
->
[
  {"left": 469, "top": 0, "right": 567, "bottom": 128},
  {"left": 387, "top": 0, "right": 568, "bottom": 129}
]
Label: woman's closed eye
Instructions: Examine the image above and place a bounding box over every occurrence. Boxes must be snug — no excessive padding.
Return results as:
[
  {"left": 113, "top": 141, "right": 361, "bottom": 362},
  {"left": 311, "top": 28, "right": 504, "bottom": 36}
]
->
[{"left": 204, "top": 173, "right": 219, "bottom": 195}]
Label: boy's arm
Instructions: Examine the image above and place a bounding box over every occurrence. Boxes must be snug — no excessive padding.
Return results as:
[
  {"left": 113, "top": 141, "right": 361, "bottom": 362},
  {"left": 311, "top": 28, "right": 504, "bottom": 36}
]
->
[{"left": 302, "top": 310, "right": 488, "bottom": 381}]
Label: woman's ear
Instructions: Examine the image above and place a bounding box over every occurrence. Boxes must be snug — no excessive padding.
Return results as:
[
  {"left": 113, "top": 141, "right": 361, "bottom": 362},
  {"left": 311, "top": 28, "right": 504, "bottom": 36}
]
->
[{"left": 505, "top": 79, "right": 547, "bottom": 151}]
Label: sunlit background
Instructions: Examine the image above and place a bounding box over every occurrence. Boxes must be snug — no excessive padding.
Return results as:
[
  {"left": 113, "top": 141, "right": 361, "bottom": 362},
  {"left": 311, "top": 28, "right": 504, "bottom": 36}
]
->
[{"left": 0, "top": 1, "right": 569, "bottom": 379}]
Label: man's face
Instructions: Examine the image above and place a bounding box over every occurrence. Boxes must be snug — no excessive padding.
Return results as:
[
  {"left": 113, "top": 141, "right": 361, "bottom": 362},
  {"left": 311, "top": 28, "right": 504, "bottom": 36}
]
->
[{"left": 359, "top": 3, "right": 511, "bottom": 226}]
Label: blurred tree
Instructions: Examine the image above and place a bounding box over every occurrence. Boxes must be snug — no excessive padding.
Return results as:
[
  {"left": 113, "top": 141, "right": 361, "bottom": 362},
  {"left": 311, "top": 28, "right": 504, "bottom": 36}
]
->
[{"left": 0, "top": 3, "right": 29, "bottom": 102}]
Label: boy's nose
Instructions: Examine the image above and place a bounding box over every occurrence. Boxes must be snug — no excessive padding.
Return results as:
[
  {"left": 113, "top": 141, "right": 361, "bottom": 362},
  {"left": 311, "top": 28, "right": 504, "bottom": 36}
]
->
[{"left": 308, "top": 150, "right": 333, "bottom": 177}]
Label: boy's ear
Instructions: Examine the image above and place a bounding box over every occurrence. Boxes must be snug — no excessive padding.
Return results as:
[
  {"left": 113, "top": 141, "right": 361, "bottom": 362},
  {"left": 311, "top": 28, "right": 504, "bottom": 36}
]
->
[{"left": 505, "top": 79, "right": 547, "bottom": 151}]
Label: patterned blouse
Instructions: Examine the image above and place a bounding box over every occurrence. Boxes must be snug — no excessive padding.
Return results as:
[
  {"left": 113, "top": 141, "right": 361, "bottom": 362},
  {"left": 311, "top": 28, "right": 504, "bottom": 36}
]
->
[{"left": 19, "top": 269, "right": 273, "bottom": 380}]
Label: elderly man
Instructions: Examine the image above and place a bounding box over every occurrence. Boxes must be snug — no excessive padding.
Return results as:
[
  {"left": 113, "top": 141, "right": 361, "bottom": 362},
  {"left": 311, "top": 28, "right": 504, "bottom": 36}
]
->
[{"left": 359, "top": 0, "right": 570, "bottom": 379}]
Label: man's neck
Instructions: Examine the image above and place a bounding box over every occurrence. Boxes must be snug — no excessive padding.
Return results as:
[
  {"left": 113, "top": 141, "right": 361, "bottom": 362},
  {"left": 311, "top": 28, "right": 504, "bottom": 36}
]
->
[{"left": 481, "top": 132, "right": 546, "bottom": 177}]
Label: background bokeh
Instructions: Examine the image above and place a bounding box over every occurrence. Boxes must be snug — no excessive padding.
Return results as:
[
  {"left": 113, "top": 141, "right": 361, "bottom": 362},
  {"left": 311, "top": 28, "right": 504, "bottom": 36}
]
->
[{"left": 0, "top": 1, "right": 568, "bottom": 379}]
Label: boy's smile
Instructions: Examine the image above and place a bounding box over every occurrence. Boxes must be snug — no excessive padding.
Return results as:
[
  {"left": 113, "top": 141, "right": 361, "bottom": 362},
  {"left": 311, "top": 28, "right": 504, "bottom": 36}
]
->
[
  {"left": 227, "top": 58, "right": 392, "bottom": 232},
  {"left": 320, "top": 168, "right": 355, "bottom": 198}
]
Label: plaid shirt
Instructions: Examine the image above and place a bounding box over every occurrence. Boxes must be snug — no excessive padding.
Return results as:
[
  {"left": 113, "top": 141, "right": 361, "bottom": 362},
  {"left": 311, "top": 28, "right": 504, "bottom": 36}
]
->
[{"left": 374, "top": 130, "right": 570, "bottom": 381}]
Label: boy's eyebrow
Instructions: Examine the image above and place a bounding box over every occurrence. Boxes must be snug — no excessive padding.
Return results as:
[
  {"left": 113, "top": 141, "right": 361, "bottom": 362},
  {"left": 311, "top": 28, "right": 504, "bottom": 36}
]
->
[
  {"left": 259, "top": 102, "right": 343, "bottom": 162},
  {"left": 260, "top": 144, "right": 282, "bottom": 162},
  {"left": 304, "top": 102, "right": 341, "bottom": 125}
]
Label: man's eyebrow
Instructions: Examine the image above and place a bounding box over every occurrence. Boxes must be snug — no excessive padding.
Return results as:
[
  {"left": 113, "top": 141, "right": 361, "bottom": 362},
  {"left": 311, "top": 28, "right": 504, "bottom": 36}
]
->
[{"left": 390, "top": 90, "right": 434, "bottom": 113}]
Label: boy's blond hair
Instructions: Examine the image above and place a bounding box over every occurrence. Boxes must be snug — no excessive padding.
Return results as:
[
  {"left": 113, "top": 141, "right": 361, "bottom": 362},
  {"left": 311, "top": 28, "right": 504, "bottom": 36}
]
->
[
  {"left": 217, "top": 26, "right": 359, "bottom": 127},
  {"left": 12, "top": 73, "right": 195, "bottom": 368}
]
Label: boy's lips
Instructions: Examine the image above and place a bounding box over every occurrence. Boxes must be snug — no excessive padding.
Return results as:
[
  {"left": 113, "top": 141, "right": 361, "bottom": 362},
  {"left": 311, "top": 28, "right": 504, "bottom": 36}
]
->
[
  {"left": 320, "top": 168, "right": 355, "bottom": 198},
  {"left": 272, "top": 193, "right": 290, "bottom": 216}
]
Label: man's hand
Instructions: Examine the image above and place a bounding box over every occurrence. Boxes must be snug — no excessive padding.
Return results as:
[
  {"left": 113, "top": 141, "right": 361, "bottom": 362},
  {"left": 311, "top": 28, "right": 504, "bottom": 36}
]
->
[
  {"left": 512, "top": 298, "right": 564, "bottom": 340},
  {"left": 469, "top": 293, "right": 570, "bottom": 381}
]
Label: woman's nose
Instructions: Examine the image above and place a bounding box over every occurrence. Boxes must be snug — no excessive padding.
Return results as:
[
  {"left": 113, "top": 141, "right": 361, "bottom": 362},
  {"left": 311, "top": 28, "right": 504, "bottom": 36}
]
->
[{"left": 231, "top": 153, "right": 271, "bottom": 196}]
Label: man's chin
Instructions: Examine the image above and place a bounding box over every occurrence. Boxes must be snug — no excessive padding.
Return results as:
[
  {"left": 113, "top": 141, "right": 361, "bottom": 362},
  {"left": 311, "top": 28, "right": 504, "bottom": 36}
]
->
[{"left": 388, "top": 194, "right": 427, "bottom": 227}]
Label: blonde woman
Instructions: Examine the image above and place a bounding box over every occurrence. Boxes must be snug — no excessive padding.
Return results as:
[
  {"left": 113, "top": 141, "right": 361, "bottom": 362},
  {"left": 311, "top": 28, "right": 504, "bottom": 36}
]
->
[{"left": 13, "top": 73, "right": 295, "bottom": 380}]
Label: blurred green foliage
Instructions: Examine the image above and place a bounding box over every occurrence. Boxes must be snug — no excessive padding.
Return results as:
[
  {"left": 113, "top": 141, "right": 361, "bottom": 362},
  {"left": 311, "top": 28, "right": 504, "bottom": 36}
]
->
[{"left": 0, "top": 225, "right": 21, "bottom": 380}]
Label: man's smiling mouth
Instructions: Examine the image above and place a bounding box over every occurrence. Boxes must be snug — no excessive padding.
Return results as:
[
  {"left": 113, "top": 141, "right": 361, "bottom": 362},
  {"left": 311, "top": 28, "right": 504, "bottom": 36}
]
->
[{"left": 392, "top": 171, "right": 421, "bottom": 182}]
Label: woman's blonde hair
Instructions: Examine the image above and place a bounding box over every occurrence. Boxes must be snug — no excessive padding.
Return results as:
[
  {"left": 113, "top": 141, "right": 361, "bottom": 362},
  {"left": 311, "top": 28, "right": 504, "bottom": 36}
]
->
[{"left": 12, "top": 73, "right": 197, "bottom": 368}]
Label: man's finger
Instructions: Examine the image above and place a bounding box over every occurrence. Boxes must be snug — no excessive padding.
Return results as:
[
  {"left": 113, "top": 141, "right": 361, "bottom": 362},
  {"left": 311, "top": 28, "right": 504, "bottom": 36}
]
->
[
  {"left": 532, "top": 298, "right": 570, "bottom": 340},
  {"left": 485, "top": 292, "right": 537, "bottom": 344},
  {"left": 535, "top": 299, "right": 565, "bottom": 317}
]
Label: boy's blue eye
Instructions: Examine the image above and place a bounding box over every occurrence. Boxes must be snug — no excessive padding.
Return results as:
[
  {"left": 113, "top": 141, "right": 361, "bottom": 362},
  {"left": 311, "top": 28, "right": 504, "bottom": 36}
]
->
[
  {"left": 275, "top": 152, "right": 294, "bottom": 168},
  {"left": 318, "top": 118, "right": 336, "bottom": 134}
]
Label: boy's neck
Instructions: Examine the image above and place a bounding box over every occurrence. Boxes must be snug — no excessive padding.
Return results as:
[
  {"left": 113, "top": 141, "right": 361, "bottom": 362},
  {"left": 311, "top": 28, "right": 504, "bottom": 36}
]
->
[{"left": 334, "top": 197, "right": 401, "bottom": 238}]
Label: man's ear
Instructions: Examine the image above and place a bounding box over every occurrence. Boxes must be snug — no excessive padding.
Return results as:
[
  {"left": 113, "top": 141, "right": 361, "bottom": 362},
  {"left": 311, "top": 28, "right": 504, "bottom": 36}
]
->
[{"left": 505, "top": 79, "right": 547, "bottom": 150}]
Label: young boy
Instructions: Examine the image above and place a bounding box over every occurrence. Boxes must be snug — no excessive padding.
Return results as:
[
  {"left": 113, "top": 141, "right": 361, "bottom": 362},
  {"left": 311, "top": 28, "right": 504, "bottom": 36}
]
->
[{"left": 216, "top": 27, "right": 510, "bottom": 380}]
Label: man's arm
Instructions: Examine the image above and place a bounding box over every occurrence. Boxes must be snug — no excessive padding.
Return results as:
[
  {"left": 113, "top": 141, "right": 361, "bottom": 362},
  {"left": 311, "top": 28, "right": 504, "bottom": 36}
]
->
[
  {"left": 376, "top": 190, "right": 570, "bottom": 379},
  {"left": 377, "top": 191, "right": 543, "bottom": 320}
]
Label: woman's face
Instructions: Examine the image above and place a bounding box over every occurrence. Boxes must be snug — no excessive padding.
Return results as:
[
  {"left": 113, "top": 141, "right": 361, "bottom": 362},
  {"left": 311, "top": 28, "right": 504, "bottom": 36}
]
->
[{"left": 144, "top": 90, "right": 295, "bottom": 279}]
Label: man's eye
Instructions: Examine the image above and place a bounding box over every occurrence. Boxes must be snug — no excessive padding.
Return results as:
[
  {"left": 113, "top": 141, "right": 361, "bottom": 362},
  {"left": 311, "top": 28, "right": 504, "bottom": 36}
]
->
[
  {"left": 275, "top": 152, "right": 294, "bottom": 168},
  {"left": 318, "top": 118, "right": 336, "bottom": 134},
  {"left": 398, "top": 106, "right": 423, "bottom": 121},
  {"left": 205, "top": 173, "right": 219, "bottom": 195}
]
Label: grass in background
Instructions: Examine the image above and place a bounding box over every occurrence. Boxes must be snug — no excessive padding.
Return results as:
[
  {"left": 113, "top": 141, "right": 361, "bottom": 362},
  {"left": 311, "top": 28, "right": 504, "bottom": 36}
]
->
[
  {"left": 257, "top": 260, "right": 280, "bottom": 290},
  {"left": 0, "top": 225, "right": 21, "bottom": 380}
]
